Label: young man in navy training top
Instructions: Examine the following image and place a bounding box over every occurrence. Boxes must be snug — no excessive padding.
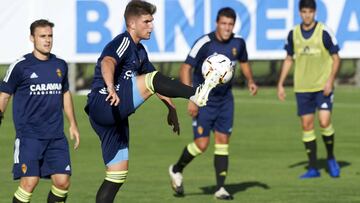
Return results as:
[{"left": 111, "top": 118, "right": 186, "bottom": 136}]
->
[
  {"left": 84, "top": 1, "right": 223, "bottom": 202},
  {"left": 0, "top": 19, "right": 80, "bottom": 203},
  {"left": 277, "top": 0, "right": 341, "bottom": 179},
  {"left": 168, "top": 7, "right": 258, "bottom": 200}
]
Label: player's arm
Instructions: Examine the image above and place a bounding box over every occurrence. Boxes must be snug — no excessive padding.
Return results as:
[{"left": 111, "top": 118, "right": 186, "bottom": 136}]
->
[
  {"left": 0, "top": 92, "right": 11, "bottom": 126},
  {"left": 157, "top": 94, "right": 180, "bottom": 135},
  {"left": 101, "top": 56, "right": 120, "bottom": 106},
  {"left": 323, "top": 54, "right": 340, "bottom": 96},
  {"left": 322, "top": 27, "right": 341, "bottom": 96},
  {"left": 277, "top": 55, "right": 294, "bottom": 101},
  {"left": 179, "top": 63, "right": 198, "bottom": 117},
  {"left": 239, "top": 62, "right": 258, "bottom": 96},
  {"left": 63, "top": 91, "right": 80, "bottom": 149}
]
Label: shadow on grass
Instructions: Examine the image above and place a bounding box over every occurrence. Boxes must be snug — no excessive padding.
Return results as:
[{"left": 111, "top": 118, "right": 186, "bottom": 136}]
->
[
  {"left": 288, "top": 158, "right": 351, "bottom": 174},
  {"left": 182, "top": 181, "right": 270, "bottom": 197}
]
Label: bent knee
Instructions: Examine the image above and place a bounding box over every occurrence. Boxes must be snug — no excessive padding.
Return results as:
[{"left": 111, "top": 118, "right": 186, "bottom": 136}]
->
[{"left": 54, "top": 181, "right": 70, "bottom": 190}]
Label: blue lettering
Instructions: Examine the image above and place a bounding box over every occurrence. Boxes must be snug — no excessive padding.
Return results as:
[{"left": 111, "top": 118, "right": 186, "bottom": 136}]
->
[
  {"left": 256, "top": 0, "right": 287, "bottom": 50},
  {"left": 336, "top": 0, "right": 360, "bottom": 48},
  {"left": 164, "top": 0, "right": 204, "bottom": 51},
  {"left": 211, "top": 0, "right": 250, "bottom": 39},
  {"left": 76, "top": 1, "right": 111, "bottom": 53}
]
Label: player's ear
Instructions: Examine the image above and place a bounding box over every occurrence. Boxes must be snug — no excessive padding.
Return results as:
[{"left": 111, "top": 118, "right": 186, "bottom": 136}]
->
[
  {"left": 127, "top": 17, "right": 136, "bottom": 30},
  {"left": 30, "top": 34, "right": 34, "bottom": 43}
]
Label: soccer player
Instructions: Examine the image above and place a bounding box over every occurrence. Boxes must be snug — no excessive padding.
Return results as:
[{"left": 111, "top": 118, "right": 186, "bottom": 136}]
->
[
  {"left": 0, "top": 19, "right": 80, "bottom": 203},
  {"left": 84, "top": 1, "right": 222, "bottom": 202},
  {"left": 277, "top": 0, "right": 341, "bottom": 179},
  {"left": 168, "top": 7, "right": 258, "bottom": 200}
]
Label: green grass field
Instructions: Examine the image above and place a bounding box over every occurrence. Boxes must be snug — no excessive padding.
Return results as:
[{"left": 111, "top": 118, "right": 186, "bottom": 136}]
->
[{"left": 0, "top": 87, "right": 359, "bottom": 203}]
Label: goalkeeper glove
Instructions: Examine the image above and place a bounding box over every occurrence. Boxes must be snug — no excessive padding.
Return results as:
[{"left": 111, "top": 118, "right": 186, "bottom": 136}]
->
[{"left": 0, "top": 111, "right": 3, "bottom": 126}]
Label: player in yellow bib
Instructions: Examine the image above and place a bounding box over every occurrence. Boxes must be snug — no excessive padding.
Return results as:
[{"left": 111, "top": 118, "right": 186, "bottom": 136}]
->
[{"left": 277, "top": 0, "right": 341, "bottom": 179}]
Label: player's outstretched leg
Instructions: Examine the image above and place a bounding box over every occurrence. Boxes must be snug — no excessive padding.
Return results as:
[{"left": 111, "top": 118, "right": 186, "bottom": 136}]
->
[
  {"left": 321, "top": 124, "right": 340, "bottom": 177},
  {"left": 96, "top": 171, "right": 128, "bottom": 203},
  {"left": 145, "top": 71, "right": 221, "bottom": 106}
]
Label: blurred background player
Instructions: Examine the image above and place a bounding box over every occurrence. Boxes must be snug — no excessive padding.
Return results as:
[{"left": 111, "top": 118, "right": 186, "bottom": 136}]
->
[
  {"left": 277, "top": 0, "right": 341, "bottom": 179},
  {"left": 84, "top": 1, "right": 223, "bottom": 202},
  {"left": 0, "top": 19, "right": 80, "bottom": 203},
  {"left": 168, "top": 7, "right": 258, "bottom": 200}
]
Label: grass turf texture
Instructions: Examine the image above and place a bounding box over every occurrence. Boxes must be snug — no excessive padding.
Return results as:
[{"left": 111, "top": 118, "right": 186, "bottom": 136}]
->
[{"left": 0, "top": 87, "right": 359, "bottom": 203}]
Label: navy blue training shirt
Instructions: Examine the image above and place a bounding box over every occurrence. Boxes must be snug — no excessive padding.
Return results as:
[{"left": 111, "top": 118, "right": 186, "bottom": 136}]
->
[
  {"left": 0, "top": 53, "right": 69, "bottom": 139},
  {"left": 185, "top": 31, "right": 248, "bottom": 101},
  {"left": 91, "top": 31, "right": 156, "bottom": 90}
]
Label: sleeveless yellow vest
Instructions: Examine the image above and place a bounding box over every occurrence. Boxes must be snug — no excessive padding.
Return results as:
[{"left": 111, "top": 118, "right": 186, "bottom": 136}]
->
[{"left": 293, "top": 23, "right": 333, "bottom": 92}]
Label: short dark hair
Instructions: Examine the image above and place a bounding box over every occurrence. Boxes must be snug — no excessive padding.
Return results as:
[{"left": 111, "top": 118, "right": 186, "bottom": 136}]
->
[
  {"left": 30, "top": 19, "right": 54, "bottom": 36},
  {"left": 216, "top": 7, "right": 236, "bottom": 22},
  {"left": 124, "top": 0, "right": 156, "bottom": 24},
  {"left": 299, "top": 0, "right": 316, "bottom": 10}
]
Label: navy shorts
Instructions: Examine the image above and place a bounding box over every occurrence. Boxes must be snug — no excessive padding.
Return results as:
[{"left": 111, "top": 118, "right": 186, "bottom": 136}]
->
[
  {"left": 295, "top": 91, "right": 334, "bottom": 116},
  {"left": 192, "top": 97, "right": 234, "bottom": 139},
  {"left": 12, "top": 136, "right": 71, "bottom": 180},
  {"left": 85, "top": 77, "right": 145, "bottom": 165}
]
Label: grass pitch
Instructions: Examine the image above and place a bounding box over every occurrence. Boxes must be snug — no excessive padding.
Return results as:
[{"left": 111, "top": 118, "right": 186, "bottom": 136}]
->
[{"left": 0, "top": 87, "right": 359, "bottom": 203}]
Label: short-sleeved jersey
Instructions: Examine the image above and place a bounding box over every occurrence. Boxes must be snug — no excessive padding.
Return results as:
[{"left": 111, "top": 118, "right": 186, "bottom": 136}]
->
[
  {"left": 91, "top": 31, "right": 156, "bottom": 90},
  {"left": 0, "top": 53, "right": 69, "bottom": 139},
  {"left": 185, "top": 32, "right": 248, "bottom": 102}
]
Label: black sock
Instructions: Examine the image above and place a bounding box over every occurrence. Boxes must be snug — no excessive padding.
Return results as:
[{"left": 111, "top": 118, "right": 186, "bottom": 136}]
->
[
  {"left": 304, "top": 140, "right": 317, "bottom": 169},
  {"left": 47, "top": 190, "right": 67, "bottom": 203},
  {"left": 153, "top": 72, "right": 195, "bottom": 98},
  {"left": 13, "top": 197, "right": 25, "bottom": 203},
  {"left": 322, "top": 134, "right": 335, "bottom": 159},
  {"left": 214, "top": 155, "right": 228, "bottom": 190},
  {"left": 96, "top": 180, "right": 123, "bottom": 203},
  {"left": 173, "top": 146, "right": 195, "bottom": 173}
]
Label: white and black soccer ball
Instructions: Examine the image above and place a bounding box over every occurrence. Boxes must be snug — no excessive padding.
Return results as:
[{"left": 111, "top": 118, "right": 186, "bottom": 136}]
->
[{"left": 201, "top": 53, "right": 234, "bottom": 84}]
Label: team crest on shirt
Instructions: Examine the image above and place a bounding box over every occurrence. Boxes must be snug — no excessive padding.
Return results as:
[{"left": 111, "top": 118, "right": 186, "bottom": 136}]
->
[
  {"left": 56, "top": 68, "right": 62, "bottom": 78},
  {"left": 197, "top": 126, "right": 204, "bottom": 135},
  {"left": 232, "top": 48, "right": 237, "bottom": 57},
  {"left": 21, "top": 164, "right": 27, "bottom": 174}
]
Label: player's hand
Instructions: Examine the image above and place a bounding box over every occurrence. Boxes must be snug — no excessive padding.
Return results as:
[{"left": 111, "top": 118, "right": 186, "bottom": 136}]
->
[
  {"left": 69, "top": 125, "right": 80, "bottom": 150},
  {"left": 248, "top": 82, "right": 258, "bottom": 96},
  {"left": 167, "top": 106, "right": 180, "bottom": 135},
  {"left": 106, "top": 86, "right": 120, "bottom": 106},
  {"left": 323, "top": 81, "right": 333, "bottom": 96},
  {"left": 277, "top": 85, "right": 286, "bottom": 101},
  {"left": 187, "top": 101, "right": 198, "bottom": 117}
]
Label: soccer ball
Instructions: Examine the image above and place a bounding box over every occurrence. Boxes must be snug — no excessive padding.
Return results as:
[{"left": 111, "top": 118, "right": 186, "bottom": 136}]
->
[{"left": 201, "top": 53, "right": 234, "bottom": 84}]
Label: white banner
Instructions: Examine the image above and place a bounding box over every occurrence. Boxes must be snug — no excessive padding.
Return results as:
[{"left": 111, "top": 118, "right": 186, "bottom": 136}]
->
[{"left": 0, "top": 0, "right": 359, "bottom": 64}]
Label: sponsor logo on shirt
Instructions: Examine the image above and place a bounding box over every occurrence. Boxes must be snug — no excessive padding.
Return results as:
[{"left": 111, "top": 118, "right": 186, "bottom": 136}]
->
[
  {"left": 29, "top": 83, "right": 62, "bottom": 95},
  {"left": 123, "top": 70, "right": 133, "bottom": 80},
  {"left": 30, "top": 72, "right": 38, "bottom": 79}
]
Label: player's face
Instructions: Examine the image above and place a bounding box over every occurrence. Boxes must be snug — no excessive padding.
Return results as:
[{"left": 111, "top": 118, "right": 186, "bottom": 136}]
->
[
  {"left": 300, "top": 8, "right": 316, "bottom": 27},
  {"left": 215, "top": 16, "right": 235, "bottom": 42},
  {"left": 31, "top": 26, "right": 53, "bottom": 57},
  {"left": 133, "top": 14, "right": 154, "bottom": 42}
]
